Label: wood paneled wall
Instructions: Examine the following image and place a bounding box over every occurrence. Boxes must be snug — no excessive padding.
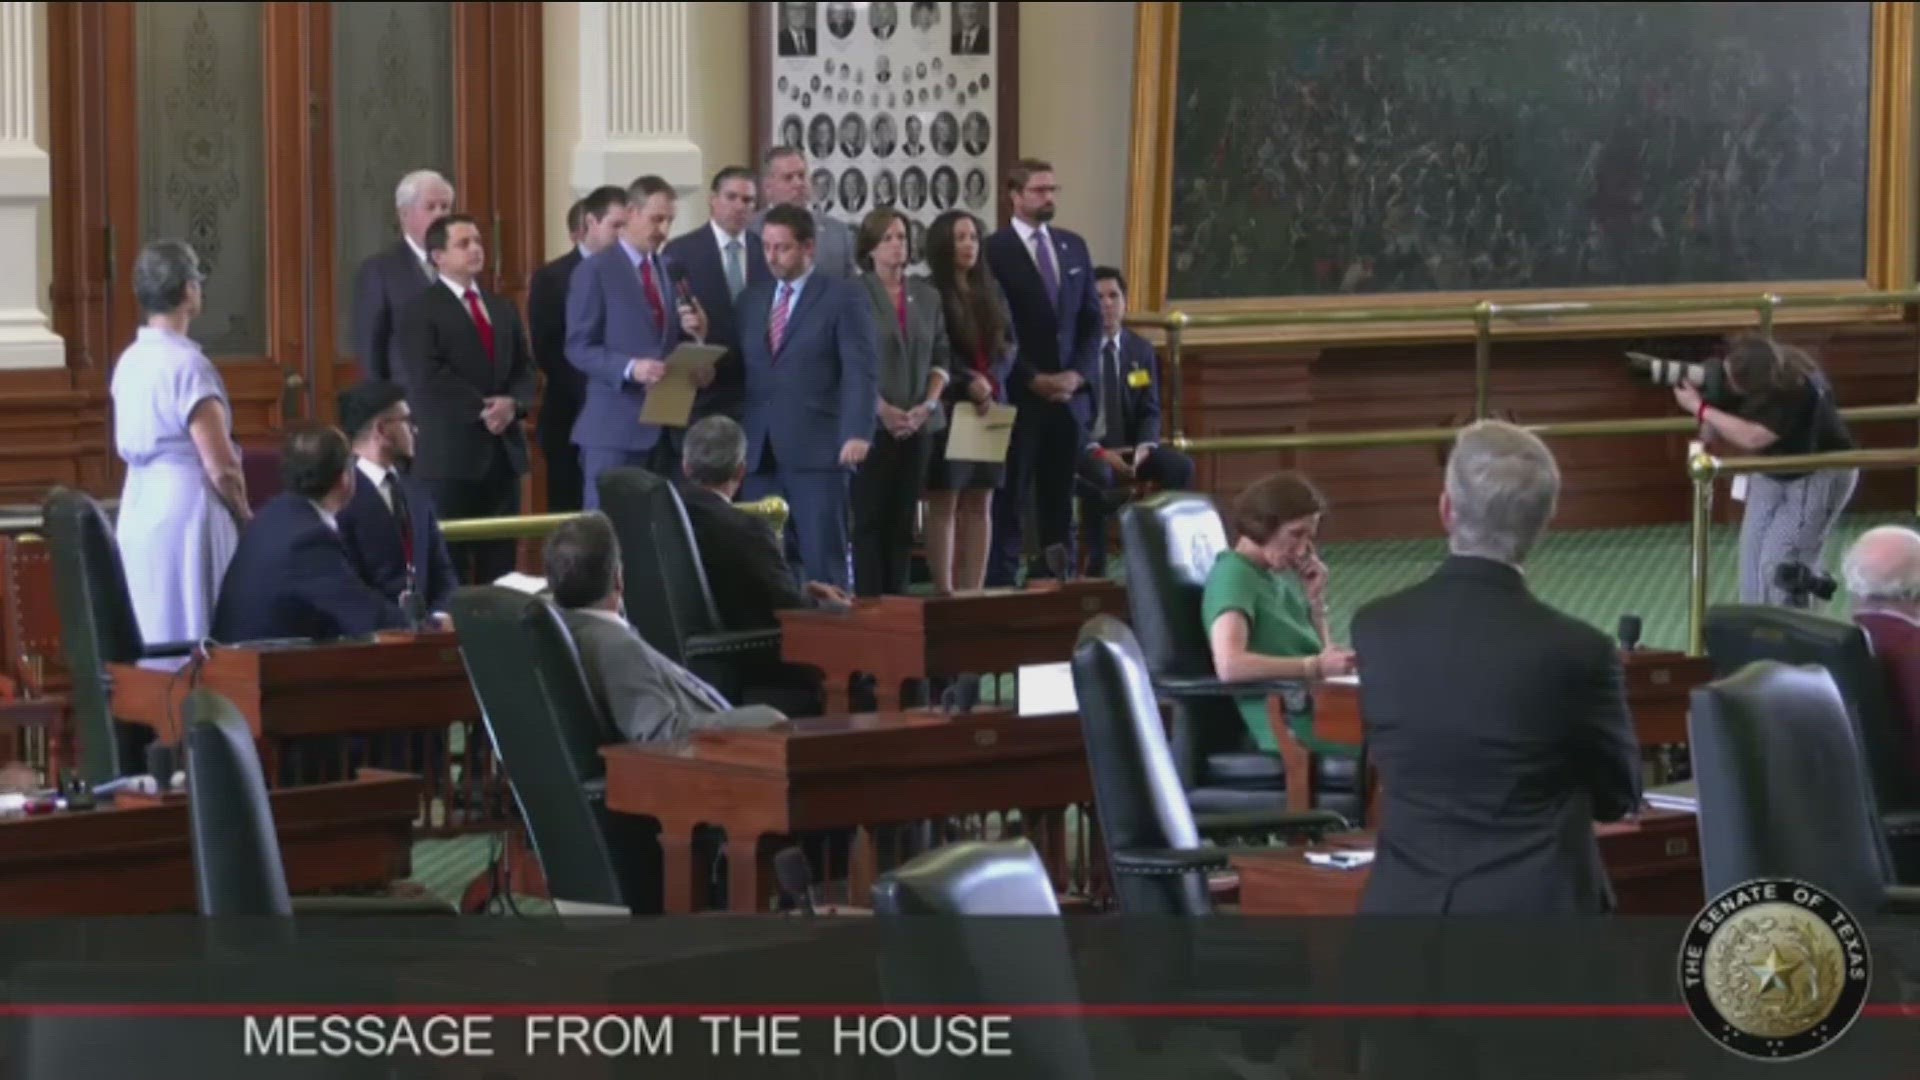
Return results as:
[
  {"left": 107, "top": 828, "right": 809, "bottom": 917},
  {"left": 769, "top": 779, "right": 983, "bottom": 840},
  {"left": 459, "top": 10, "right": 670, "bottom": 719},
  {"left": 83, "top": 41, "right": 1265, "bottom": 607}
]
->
[{"left": 1182, "top": 322, "right": 1920, "bottom": 541}]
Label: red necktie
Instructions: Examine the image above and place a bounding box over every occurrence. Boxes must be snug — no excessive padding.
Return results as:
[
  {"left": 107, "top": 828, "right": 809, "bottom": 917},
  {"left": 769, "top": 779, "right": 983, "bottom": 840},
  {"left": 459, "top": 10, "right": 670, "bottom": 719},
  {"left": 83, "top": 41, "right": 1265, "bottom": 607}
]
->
[
  {"left": 463, "top": 287, "right": 495, "bottom": 364},
  {"left": 639, "top": 257, "right": 667, "bottom": 335}
]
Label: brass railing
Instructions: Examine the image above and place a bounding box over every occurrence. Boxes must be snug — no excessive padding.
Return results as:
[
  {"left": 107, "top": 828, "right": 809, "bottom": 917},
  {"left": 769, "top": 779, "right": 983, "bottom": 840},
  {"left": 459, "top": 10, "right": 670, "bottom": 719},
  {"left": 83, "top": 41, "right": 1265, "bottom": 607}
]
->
[
  {"left": 441, "top": 495, "right": 789, "bottom": 545},
  {"left": 1125, "top": 288, "right": 1920, "bottom": 455},
  {"left": 1684, "top": 446, "right": 1920, "bottom": 656}
]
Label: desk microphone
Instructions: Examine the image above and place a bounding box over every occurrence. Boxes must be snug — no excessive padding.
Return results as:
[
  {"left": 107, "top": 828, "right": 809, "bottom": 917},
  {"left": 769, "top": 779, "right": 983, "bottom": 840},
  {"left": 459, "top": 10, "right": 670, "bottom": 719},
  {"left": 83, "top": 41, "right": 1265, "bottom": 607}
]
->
[
  {"left": 1617, "top": 615, "right": 1642, "bottom": 652},
  {"left": 773, "top": 847, "right": 816, "bottom": 915},
  {"left": 1043, "top": 543, "right": 1072, "bottom": 581}
]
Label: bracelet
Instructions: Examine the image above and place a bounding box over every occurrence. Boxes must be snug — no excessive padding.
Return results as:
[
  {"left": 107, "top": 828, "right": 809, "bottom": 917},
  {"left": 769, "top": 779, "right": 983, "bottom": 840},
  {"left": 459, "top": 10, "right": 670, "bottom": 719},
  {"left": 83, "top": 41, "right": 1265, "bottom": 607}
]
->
[{"left": 1696, "top": 402, "right": 1709, "bottom": 427}]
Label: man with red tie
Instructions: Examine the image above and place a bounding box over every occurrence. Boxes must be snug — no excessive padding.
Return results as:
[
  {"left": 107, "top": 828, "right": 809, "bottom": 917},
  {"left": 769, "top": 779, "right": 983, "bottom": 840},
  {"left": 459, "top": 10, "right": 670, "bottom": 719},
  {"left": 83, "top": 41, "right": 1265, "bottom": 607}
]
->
[
  {"left": 565, "top": 174, "right": 712, "bottom": 510},
  {"left": 393, "top": 212, "right": 536, "bottom": 584}
]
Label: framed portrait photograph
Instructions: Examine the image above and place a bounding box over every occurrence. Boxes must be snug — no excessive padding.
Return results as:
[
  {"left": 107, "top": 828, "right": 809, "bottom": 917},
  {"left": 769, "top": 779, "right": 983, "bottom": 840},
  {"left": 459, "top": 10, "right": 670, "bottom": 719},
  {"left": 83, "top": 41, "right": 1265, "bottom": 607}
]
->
[{"left": 753, "top": 1, "right": 1021, "bottom": 268}]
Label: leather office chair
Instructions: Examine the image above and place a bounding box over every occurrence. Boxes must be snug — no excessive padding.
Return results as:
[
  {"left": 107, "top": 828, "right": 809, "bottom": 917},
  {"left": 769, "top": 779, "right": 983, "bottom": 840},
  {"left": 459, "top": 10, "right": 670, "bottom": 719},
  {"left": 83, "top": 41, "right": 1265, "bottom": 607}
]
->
[
  {"left": 42, "top": 487, "right": 197, "bottom": 783},
  {"left": 873, "top": 840, "right": 1098, "bottom": 1080},
  {"left": 1070, "top": 615, "right": 1347, "bottom": 915},
  {"left": 1689, "top": 661, "right": 1920, "bottom": 917},
  {"left": 596, "top": 467, "right": 785, "bottom": 704},
  {"left": 449, "top": 585, "right": 664, "bottom": 916},
  {"left": 182, "top": 689, "right": 452, "bottom": 916},
  {"left": 1118, "top": 493, "right": 1360, "bottom": 818},
  {"left": 239, "top": 440, "right": 282, "bottom": 511},
  {"left": 1704, "top": 604, "right": 1920, "bottom": 877}
]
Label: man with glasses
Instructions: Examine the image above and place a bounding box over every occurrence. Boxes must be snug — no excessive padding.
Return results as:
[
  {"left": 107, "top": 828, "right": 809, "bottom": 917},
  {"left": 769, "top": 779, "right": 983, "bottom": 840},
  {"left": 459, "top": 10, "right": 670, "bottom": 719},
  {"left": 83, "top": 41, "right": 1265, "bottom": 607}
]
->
[{"left": 334, "top": 379, "right": 458, "bottom": 625}]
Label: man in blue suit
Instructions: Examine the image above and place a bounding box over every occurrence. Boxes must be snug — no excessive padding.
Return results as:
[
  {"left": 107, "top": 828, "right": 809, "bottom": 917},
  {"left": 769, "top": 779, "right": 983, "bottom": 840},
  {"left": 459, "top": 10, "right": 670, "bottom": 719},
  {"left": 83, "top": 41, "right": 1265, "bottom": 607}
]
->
[
  {"left": 211, "top": 426, "right": 411, "bottom": 644},
  {"left": 564, "top": 174, "right": 712, "bottom": 510},
  {"left": 736, "top": 204, "right": 877, "bottom": 592},
  {"left": 664, "top": 165, "right": 771, "bottom": 425},
  {"left": 983, "top": 157, "right": 1103, "bottom": 585},
  {"left": 1077, "top": 267, "right": 1194, "bottom": 577},
  {"left": 335, "top": 380, "right": 459, "bottom": 621}
]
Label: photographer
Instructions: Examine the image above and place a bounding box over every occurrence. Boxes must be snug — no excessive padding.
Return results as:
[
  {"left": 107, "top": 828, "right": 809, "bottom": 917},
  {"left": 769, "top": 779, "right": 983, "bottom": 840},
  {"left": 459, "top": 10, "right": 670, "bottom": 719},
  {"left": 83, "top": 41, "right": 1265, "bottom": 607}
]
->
[{"left": 1675, "top": 334, "right": 1856, "bottom": 608}]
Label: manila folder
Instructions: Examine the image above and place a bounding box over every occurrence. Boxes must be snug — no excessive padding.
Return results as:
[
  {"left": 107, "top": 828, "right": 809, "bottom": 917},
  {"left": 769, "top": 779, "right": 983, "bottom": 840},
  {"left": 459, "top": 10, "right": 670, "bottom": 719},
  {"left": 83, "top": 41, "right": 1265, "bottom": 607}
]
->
[{"left": 946, "top": 403, "right": 1017, "bottom": 463}]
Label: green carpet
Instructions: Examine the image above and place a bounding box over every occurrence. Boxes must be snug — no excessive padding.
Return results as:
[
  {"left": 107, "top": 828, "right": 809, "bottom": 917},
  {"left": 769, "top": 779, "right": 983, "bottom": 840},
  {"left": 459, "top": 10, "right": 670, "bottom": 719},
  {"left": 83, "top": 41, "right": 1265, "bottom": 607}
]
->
[{"left": 400, "top": 509, "right": 1911, "bottom": 908}]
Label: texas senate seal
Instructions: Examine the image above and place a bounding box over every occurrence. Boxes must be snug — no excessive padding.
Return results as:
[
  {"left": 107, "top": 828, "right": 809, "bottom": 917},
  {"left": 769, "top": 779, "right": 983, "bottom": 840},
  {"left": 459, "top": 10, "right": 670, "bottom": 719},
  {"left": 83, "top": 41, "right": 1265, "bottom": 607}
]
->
[{"left": 1678, "top": 878, "right": 1870, "bottom": 1061}]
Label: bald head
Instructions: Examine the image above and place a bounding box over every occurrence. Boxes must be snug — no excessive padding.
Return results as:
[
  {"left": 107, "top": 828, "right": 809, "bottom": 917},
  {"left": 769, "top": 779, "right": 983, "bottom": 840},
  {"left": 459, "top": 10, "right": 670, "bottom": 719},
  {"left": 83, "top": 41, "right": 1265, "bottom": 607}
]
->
[{"left": 1843, "top": 526, "right": 1920, "bottom": 613}]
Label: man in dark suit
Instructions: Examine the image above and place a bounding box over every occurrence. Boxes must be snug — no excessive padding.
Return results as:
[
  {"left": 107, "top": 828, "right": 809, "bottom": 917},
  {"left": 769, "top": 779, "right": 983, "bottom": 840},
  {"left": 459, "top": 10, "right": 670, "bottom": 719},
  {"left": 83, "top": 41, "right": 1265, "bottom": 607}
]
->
[
  {"left": 565, "top": 174, "right": 712, "bottom": 510},
  {"left": 678, "top": 415, "right": 851, "bottom": 631},
  {"left": 776, "top": 1, "right": 816, "bottom": 55},
  {"left": 736, "top": 204, "right": 877, "bottom": 592},
  {"left": 950, "top": 0, "right": 990, "bottom": 53},
  {"left": 1351, "top": 421, "right": 1641, "bottom": 915},
  {"left": 984, "top": 158, "right": 1102, "bottom": 585},
  {"left": 1076, "top": 267, "right": 1194, "bottom": 577},
  {"left": 393, "top": 212, "right": 537, "bottom": 585},
  {"left": 212, "top": 426, "right": 410, "bottom": 644},
  {"left": 335, "top": 380, "right": 458, "bottom": 621},
  {"left": 664, "top": 166, "right": 770, "bottom": 425},
  {"left": 1844, "top": 526, "right": 1920, "bottom": 777},
  {"left": 530, "top": 185, "right": 630, "bottom": 512},
  {"left": 351, "top": 169, "right": 454, "bottom": 382}
]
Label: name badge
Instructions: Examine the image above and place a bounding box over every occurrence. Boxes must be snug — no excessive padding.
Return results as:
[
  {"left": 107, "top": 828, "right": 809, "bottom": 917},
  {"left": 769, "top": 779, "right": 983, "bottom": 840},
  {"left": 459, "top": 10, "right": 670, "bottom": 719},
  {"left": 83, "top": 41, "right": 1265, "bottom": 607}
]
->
[{"left": 1126, "top": 368, "right": 1152, "bottom": 389}]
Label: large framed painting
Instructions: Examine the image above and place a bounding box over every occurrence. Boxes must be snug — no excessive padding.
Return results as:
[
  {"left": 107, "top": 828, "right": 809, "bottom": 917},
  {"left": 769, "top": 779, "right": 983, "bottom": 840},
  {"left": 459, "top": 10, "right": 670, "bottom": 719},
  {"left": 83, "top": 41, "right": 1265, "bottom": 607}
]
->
[
  {"left": 1124, "top": 2, "right": 1916, "bottom": 342},
  {"left": 751, "top": 1, "right": 1020, "bottom": 269}
]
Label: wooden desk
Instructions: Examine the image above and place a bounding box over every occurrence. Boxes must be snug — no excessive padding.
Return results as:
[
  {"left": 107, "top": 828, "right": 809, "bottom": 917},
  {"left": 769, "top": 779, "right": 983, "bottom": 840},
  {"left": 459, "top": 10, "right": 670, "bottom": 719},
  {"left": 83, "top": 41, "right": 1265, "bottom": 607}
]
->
[
  {"left": 0, "top": 769, "right": 420, "bottom": 916},
  {"left": 106, "top": 634, "right": 501, "bottom": 835},
  {"left": 777, "top": 582, "right": 1129, "bottom": 711},
  {"left": 108, "top": 633, "right": 475, "bottom": 744},
  {"left": 1230, "top": 810, "right": 1703, "bottom": 916},
  {"left": 1307, "top": 649, "right": 1711, "bottom": 748},
  {"left": 600, "top": 708, "right": 1094, "bottom": 913}
]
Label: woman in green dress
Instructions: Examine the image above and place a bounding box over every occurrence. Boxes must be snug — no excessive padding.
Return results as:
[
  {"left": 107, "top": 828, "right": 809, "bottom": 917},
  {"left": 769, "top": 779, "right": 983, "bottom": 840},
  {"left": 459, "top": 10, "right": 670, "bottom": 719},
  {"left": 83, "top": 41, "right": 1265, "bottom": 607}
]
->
[{"left": 1201, "top": 471, "right": 1356, "bottom": 754}]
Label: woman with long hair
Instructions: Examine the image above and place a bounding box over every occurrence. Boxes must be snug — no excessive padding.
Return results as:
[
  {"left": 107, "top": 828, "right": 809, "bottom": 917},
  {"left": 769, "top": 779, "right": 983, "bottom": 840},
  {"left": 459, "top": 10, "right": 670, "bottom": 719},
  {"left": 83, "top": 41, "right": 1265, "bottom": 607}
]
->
[
  {"left": 1678, "top": 334, "right": 1857, "bottom": 607},
  {"left": 921, "top": 210, "right": 1014, "bottom": 593}
]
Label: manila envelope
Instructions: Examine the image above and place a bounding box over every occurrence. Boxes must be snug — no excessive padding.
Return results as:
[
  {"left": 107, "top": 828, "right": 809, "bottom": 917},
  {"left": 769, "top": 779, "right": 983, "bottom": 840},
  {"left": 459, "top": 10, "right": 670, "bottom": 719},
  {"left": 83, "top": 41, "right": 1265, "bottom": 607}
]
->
[
  {"left": 945, "top": 403, "right": 1017, "bottom": 463},
  {"left": 638, "top": 343, "right": 728, "bottom": 428}
]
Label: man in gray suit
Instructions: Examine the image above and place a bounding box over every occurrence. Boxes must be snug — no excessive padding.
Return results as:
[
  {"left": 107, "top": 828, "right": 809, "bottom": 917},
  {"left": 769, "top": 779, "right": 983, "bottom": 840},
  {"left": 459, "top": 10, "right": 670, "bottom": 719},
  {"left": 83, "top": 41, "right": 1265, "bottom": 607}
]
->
[
  {"left": 545, "top": 512, "right": 784, "bottom": 744},
  {"left": 751, "top": 146, "right": 856, "bottom": 278},
  {"left": 352, "top": 169, "right": 455, "bottom": 382}
]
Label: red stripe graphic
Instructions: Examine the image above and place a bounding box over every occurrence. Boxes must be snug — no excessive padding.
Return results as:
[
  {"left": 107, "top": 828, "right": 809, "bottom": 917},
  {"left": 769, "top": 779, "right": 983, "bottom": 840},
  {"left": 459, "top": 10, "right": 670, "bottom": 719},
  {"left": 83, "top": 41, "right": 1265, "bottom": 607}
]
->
[{"left": 0, "top": 1003, "right": 1913, "bottom": 1020}]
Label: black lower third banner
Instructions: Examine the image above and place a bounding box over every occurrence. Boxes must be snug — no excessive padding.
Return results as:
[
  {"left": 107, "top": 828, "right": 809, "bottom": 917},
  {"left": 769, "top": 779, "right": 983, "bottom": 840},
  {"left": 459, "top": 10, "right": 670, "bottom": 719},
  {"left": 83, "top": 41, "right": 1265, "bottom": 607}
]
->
[{"left": 3, "top": 913, "right": 1920, "bottom": 1078}]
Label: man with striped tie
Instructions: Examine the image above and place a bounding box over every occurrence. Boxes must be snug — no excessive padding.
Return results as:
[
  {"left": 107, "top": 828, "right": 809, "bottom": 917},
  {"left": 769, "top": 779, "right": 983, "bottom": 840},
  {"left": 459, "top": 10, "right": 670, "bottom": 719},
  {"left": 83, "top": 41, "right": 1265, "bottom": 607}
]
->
[
  {"left": 737, "top": 204, "right": 878, "bottom": 592},
  {"left": 564, "top": 174, "right": 712, "bottom": 510}
]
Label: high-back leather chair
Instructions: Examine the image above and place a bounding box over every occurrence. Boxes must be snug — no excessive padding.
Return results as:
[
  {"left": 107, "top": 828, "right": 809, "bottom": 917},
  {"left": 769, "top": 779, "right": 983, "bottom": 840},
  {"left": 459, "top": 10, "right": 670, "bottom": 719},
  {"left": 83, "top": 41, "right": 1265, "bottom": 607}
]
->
[
  {"left": 595, "top": 468, "right": 782, "bottom": 702},
  {"left": 42, "top": 487, "right": 195, "bottom": 782},
  {"left": 449, "top": 585, "right": 662, "bottom": 915},
  {"left": 1119, "top": 493, "right": 1359, "bottom": 817},
  {"left": 1689, "top": 661, "right": 1920, "bottom": 917},
  {"left": 872, "top": 841, "right": 1096, "bottom": 1080},
  {"left": 183, "top": 689, "right": 451, "bottom": 917},
  {"left": 239, "top": 441, "right": 282, "bottom": 511},
  {"left": 1069, "top": 615, "right": 1346, "bottom": 915},
  {"left": 1704, "top": 605, "right": 1920, "bottom": 866}
]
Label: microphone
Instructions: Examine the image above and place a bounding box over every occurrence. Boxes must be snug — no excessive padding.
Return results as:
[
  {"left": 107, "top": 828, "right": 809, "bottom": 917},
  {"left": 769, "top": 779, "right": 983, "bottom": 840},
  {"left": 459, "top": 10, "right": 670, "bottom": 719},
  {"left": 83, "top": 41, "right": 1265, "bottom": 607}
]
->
[
  {"left": 667, "top": 261, "right": 696, "bottom": 310},
  {"left": 1044, "top": 543, "right": 1072, "bottom": 581},
  {"left": 145, "top": 742, "right": 176, "bottom": 793},
  {"left": 1617, "top": 615, "right": 1642, "bottom": 652},
  {"left": 773, "top": 847, "right": 816, "bottom": 915}
]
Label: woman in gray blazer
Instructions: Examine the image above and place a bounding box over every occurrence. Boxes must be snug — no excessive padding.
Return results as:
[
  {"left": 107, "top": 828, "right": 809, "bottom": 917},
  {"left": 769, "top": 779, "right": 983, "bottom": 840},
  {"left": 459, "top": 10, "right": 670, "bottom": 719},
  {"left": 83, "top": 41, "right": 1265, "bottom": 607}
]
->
[{"left": 851, "top": 207, "right": 950, "bottom": 597}]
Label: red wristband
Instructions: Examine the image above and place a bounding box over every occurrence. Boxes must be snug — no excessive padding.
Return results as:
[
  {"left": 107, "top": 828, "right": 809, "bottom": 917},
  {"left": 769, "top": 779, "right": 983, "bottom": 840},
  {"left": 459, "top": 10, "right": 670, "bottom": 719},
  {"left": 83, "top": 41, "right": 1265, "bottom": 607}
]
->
[{"left": 1696, "top": 402, "right": 1709, "bottom": 427}]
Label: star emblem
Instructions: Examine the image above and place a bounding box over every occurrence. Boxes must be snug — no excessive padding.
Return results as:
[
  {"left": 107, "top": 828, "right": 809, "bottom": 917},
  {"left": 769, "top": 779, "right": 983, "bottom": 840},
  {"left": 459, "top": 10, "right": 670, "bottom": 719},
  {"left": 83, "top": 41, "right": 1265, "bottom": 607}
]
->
[{"left": 1748, "top": 946, "right": 1799, "bottom": 998}]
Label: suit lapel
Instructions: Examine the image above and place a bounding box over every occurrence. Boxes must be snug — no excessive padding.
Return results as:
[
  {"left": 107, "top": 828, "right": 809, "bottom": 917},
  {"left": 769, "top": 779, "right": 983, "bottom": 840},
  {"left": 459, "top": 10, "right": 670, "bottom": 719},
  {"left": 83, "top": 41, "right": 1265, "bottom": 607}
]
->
[
  {"left": 439, "top": 286, "right": 493, "bottom": 385},
  {"left": 865, "top": 275, "right": 904, "bottom": 354}
]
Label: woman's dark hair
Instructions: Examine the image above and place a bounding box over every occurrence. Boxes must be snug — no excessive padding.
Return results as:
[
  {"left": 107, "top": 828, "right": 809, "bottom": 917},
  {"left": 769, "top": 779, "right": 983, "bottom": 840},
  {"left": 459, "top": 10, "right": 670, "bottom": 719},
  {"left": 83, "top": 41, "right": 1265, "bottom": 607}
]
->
[
  {"left": 855, "top": 207, "right": 908, "bottom": 270},
  {"left": 925, "top": 209, "right": 1006, "bottom": 355},
  {"left": 1722, "top": 333, "right": 1819, "bottom": 399},
  {"left": 1230, "top": 472, "right": 1327, "bottom": 543}
]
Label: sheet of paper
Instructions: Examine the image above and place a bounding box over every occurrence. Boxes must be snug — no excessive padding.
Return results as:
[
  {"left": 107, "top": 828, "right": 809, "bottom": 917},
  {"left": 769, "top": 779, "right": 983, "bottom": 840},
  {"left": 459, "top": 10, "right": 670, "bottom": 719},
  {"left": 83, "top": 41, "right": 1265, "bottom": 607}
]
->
[
  {"left": 945, "top": 403, "right": 1017, "bottom": 463},
  {"left": 638, "top": 343, "right": 728, "bottom": 428},
  {"left": 493, "top": 572, "right": 548, "bottom": 595},
  {"left": 1321, "top": 673, "right": 1359, "bottom": 687}
]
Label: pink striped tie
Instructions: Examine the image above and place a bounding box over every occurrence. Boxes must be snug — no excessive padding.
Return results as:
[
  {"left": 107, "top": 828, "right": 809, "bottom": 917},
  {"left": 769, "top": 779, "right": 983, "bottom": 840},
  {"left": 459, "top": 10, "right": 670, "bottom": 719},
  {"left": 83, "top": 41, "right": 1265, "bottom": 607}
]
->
[{"left": 768, "top": 282, "right": 793, "bottom": 355}]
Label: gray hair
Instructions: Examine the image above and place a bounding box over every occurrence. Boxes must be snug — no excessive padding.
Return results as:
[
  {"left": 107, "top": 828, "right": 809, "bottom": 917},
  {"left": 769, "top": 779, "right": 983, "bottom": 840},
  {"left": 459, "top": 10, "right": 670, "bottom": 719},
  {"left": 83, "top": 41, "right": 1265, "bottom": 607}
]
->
[
  {"left": 682, "top": 415, "right": 748, "bottom": 485},
  {"left": 394, "top": 169, "right": 454, "bottom": 210},
  {"left": 131, "top": 240, "right": 205, "bottom": 317},
  {"left": 762, "top": 145, "right": 805, "bottom": 172},
  {"left": 1444, "top": 420, "right": 1560, "bottom": 565},
  {"left": 1843, "top": 526, "right": 1920, "bottom": 604}
]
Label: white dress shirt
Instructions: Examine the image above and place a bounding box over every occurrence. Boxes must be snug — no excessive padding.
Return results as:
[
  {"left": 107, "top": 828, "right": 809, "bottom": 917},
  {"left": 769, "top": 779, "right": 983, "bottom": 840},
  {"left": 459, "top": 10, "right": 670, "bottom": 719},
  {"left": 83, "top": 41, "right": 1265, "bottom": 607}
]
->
[{"left": 355, "top": 457, "right": 396, "bottom": 513}]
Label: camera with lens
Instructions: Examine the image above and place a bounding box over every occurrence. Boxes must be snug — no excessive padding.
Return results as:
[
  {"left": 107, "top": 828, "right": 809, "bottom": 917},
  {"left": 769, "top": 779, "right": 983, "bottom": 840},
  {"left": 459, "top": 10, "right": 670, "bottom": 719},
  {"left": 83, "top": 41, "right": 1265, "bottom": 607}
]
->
[
  {"left": 1774, "top": 562, "right": 1837, "bottom": 605},
  {"left": 1626, "top": 351, "right": 1735, "bottom": 408}
]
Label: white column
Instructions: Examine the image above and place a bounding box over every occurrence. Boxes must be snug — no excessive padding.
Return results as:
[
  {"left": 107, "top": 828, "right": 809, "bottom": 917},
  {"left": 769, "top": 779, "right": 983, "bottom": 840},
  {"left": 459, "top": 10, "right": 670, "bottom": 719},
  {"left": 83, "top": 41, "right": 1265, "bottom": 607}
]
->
[
  {"left": 0, "top": 1, "right": 62, "bottom": 370},
  {"left": 572, "top": 2, "right": 704, "bottom": 202}
]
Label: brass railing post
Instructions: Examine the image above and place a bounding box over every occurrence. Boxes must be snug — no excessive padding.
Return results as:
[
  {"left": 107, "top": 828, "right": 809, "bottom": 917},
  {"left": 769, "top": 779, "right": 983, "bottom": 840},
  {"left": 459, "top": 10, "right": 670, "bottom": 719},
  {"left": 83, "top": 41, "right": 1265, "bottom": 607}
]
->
[
  {"left": 1686, "top": 448, "right": 1717, "bottom": 657},
  {"left": 1758, "top": 292, "right": 1779, "bottom": 337},
  {"left": 1166, "top": 311, "right": 1188, "bottom": 446},
  {"left": 1472, "top": 301, "right": 1494, "bottom": 420}
]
